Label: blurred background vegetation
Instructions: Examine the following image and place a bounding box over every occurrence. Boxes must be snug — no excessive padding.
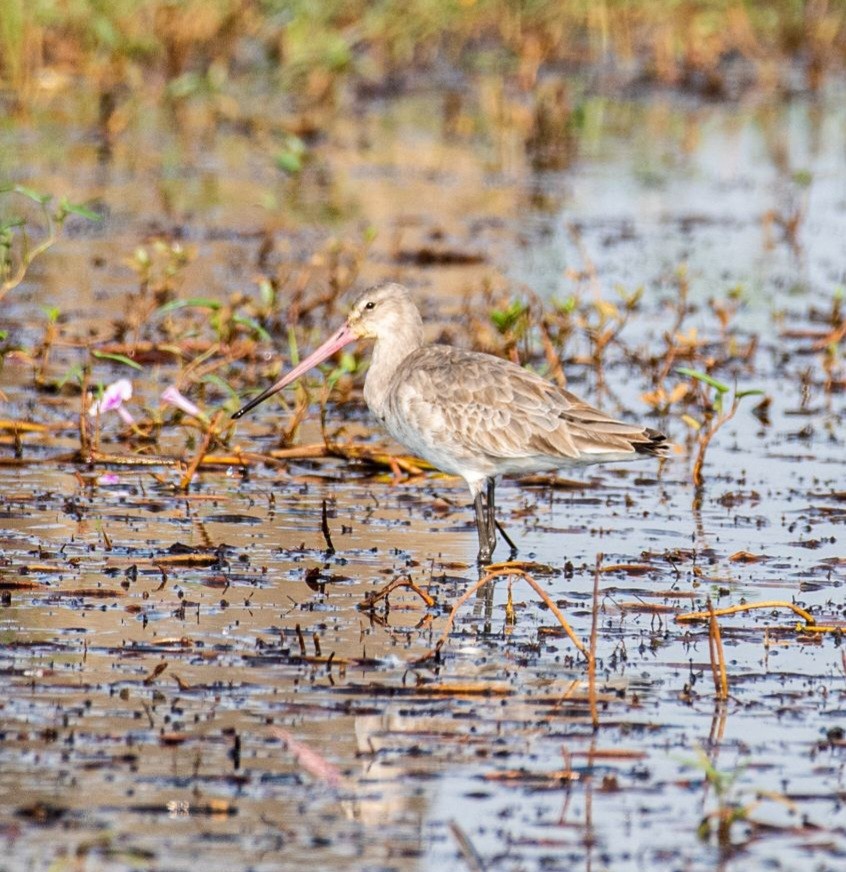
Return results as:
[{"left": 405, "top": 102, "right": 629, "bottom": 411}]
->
[{"left": 1, "top": 0, "right": 844, "bottom": 112}]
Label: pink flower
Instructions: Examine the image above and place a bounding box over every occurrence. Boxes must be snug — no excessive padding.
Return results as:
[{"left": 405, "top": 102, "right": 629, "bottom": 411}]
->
[
  {"left": 161, "top": 385, "right": 207, "bottom": 421},
  {"left": 89, "top": 379, "right": 134, "bottom": 424}
]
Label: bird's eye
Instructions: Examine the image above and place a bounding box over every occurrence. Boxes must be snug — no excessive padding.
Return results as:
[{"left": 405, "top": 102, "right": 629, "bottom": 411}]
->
[{"left": 364, "top": 301, "right": 375, "bottom": 311}]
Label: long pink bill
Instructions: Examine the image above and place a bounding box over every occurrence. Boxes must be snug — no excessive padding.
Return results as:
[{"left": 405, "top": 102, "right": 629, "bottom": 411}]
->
[{"left": 231, "top": 322, "right": 356, "bottom": 419}]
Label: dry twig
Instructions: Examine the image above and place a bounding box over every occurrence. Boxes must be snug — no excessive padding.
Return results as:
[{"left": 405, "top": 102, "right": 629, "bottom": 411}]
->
[
  {"left": 416, "top": 567, "right": 587, "bottom": 662},
  {"left": 358, "top": 575, "right": 436, "bottom": 611},
  {"left": 707, "top": 598, "right": 728, "bottom": 701},
  {"left": 678, "top": 600, "right": 815, "bottom": 626},
  {"left": 178, "top": 411, "right": 221, "bottom": 490}
]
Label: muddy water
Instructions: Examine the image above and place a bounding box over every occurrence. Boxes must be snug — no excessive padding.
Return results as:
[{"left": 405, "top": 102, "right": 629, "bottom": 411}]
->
[{"left": 1, "top": 82, "right": 845, "bottom": 870}]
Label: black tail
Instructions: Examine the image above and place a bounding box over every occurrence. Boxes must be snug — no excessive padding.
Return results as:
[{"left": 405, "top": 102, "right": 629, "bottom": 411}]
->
[{"left": 634, "top": 427, "right": 669, "bottom": 457}]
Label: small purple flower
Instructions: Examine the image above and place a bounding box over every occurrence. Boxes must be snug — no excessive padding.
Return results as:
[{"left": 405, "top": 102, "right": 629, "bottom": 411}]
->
[
  {"left": 161, "top": 385, "right": 207, "bottom": 421},
  {"left": 89, "top": 379, "right": 134, "bottom": 424},
  {"left": 98, "top": 473, "right": 120, "bottom": 486}
]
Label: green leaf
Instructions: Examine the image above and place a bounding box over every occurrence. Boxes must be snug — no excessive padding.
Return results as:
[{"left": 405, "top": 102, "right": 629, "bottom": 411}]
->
[
  {"left": 338, "top": 350, "right": 357, "bottom": 373},
  {"left": 490, "top": 300, "right": 528, "bottom": 333},
  {"left": 287, "top": 325, "right": 300, "bottom": 366},
  {"left": 258, "top": 278, "right": 275, "bottom": 308},
  {"left": 275, "top": 135, "right": 307, "bottom": 175},
  {"left": 92, "top": 350, "right": 143, "bottom": 370},
  {"left": 57, "top": 363, "right": 84, "bottom": 389},
  {"left": 59, "top": 198, "right": 102, "bottom": 221},
  {"left": 552, "top": 295, "right": 577, "bottom": 314},
  {"left": 156, "top": 297, "right": 222, "bottom": 315},
  {"left": 676, "top": 367, "right": 730, "bottom": 394},
  {"left": 275, "top": 151, "right": 303, "bottom": 174},
  {"left": 0, "top": 217, "right": 26, "bottom": 232},
  {"left": 13, "top": 185, "right": 51, "bottom": 205},
  {"left": 735, "top": 388, "right": 765, "bottom": 400},
  {"left": 324, "top": 348, "right": 358, "bottom": 389},
  {"left": 202, "top": 373, "right": 239, "bottom": 399},
  {"left": 232, "top": 314, "right": 271, "bottom": 342},
  {"left": 166, "top": 71, "right": 204, "bottom": 99},
  {"left": 40, "top": 304, "right": 61, "bottom": 323}
]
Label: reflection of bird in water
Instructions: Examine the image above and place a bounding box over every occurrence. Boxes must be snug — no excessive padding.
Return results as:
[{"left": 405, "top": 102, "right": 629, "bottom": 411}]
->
[{"left": 233, "top": 282, "right": 668, "bottom": 563}]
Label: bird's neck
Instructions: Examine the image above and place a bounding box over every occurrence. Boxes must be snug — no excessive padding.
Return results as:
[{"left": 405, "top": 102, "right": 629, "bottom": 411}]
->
[{"left": 364, "top": 320, "right": 423, "bottom": 416}]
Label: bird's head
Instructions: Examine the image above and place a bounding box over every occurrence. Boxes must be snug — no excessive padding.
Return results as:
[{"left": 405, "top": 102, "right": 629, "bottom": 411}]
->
[
  {"left": 231, "top": 282, "right": 422, "bottom": 420},
  {"left": 345, "top": 282, "right": 422, "bottom": 341}
]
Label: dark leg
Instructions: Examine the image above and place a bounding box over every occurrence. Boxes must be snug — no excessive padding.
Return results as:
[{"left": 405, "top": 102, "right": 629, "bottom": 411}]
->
[
  {"left": 487, "top": 478, "right": 518, "bottom": 557},
  {"left": 496, "top": 520, "right": 518, "bottom": 557},
  {"left": 474, "top": 489, "right": 493, "bottom": 564},
  {"left": 485, "top": 479, "right": 498, "bottom": 555}
]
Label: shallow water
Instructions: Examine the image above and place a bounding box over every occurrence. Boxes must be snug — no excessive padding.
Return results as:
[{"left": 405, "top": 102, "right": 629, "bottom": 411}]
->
[{"left": 1, "top": 79, "right": 845, "bottom": 870}]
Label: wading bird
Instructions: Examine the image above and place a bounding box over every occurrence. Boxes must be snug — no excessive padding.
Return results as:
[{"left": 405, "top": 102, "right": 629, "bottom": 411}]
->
[{"left": 233, "top": 282, "right": 667, "bottom": 563}]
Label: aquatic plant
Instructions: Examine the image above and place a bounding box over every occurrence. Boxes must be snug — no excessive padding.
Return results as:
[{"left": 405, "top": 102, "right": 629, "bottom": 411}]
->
[
  {"left": 490, "top": 298, "right": 531, "bottom": 363},
  {"left": 88, "top": 378, "right": 135, "bottom": 425},
  {"left": 685, "top": 747, "right": 750, "bottom": 849},
  {"left": 0, "top": 185, "right": 99, "bottom": 304},
  {"left": 161, "top": 384, "right": 208, "bottom": 423},
  {"left": 131, "top": 240, "right": 193, "bottom": 303},
  {"left": 580, "top": 287, "right": 642, "bottom": 395},
  {"left": 676, "top": 368, "right": 764, "bottom": 487}
]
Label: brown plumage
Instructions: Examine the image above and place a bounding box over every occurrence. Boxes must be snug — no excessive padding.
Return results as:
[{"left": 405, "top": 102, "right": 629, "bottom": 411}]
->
[{"left": 233, "top": 282, "right": 668, "bottom": 563}]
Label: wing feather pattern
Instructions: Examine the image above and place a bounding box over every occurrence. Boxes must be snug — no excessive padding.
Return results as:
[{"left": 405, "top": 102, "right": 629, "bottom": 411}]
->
[{"left": 382, "top": 346, "right": 665, "bottom": 473}]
